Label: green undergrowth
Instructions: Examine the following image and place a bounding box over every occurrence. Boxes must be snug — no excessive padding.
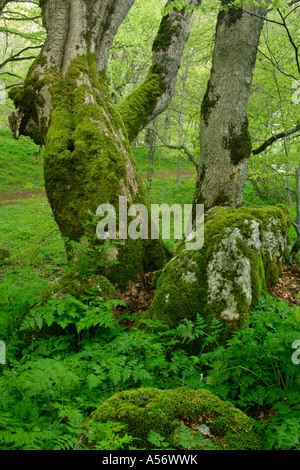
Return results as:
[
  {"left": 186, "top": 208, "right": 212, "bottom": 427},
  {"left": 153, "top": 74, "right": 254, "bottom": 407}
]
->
[
  {"left": 0, "top": 197, "right": 66, "bottom": 273},
  {"left": 0, "top": 129, "right": 44, "bottom": 194},
  {"left": 132, "top": 145, "right": 197, "bottom": 178},
  {"left": 0, "top": 129, "right": 299, "bottom": 450},
  {"left": 0, "top": 256, "right": 299, "bottom": 450}
]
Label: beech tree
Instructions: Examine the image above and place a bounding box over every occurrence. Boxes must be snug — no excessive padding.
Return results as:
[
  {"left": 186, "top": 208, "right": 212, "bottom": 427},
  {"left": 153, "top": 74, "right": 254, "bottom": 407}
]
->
[
  {"left": 192, "top": 0, "right": 269, "bottom": 212},
  {"left": 8, "top": 0, "right": 201, "bottom": 290}
]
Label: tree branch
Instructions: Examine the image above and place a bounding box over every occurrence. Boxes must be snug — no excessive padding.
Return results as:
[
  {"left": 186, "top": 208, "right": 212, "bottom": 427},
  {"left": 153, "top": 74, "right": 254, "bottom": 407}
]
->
[
  {"left": 0, "top": 45, "right": 42, "bottom": 71},
  {"left": 277, "top": 7, "right": 300, "bottom": 76},
  {"left": 251, "top": 123, "right": 300, "bottom": 155},
  {"left": 151, "top": 128, "right": 199, "bottom": 169},
  {"left": 118, "top": 0, "right": 201, "bottom": 143}
]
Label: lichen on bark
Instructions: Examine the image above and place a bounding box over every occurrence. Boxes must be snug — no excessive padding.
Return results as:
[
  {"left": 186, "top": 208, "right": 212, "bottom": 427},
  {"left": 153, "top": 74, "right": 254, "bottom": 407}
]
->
[{"left": 140, "top": 205, "right": 291, "bottom": 350}]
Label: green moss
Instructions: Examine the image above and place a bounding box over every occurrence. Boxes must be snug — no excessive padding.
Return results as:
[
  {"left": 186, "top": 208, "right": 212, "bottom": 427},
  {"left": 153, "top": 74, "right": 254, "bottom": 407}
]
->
[
  {"left": 118, "top": 63, "right": 166, "bottom": 144},
  {"left": 43, "top": 53, "right": 131, "bottom": 243},
  {"left": 200, "top": 78, "right": 219, "bottom": 127},
  {"left": 152, "top": 13, "right": 181, "bottom": 52},
  {"left": 222, "top": 118, "right": 252, "bottom": 165},
  {"left": 33, "top": 271, "right": 118, "bottom": 312},
  {"left": 141, "top": 205, "right": 291, "bottom": 349},
  {"left": 86, "top": 387, "right": 263, "bottom": 450},
  {"left": 40, "top": 53, "right": 168, "bottom": 288},
  {"left": 8, "top": 53, "right": 48, "bottom": 145},
  {"left": 103, "top": 237, "right": 145, "bottom": 291},
  {"left": 218, "top": 2, "right": 244, "bottom": 27}
]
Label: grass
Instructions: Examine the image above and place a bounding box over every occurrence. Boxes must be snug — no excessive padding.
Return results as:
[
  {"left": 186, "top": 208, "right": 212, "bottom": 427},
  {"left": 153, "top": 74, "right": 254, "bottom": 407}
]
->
[
  {"left": 0, "top": 131, "right": 198, "bottom": 268},
  {"left": 0, "top": 129, "right": 299, "bottom": 267},
  {"left": 0, "top": 129, "right": 44, "bottom": 194},
  {"left": 132, "top": 145, "right": 197, "bottom": 179},
  {"left": 0, "top": 131, "right": 299, "bottom": 451}
]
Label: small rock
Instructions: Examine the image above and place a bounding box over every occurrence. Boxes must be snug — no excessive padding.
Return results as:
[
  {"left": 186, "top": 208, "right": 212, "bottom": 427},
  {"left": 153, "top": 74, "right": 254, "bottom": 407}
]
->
[{"left": 197, "top": 424, "right": 212, "bottom": 436}]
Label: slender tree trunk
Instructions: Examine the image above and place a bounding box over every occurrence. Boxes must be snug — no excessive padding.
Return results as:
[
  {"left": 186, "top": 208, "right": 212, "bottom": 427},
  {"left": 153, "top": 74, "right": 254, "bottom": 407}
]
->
[
  {"left": 8, "top": 0, "right": 199, "bottom": 290},
  {"left": 145, "top": 126, "right": 156, "bottom": 191},
  {"left": 177, "top": 62, "right": 189, "bottom": 185},
  {"left": 193, "top": 1, "right": 268, "bottom": 212}
]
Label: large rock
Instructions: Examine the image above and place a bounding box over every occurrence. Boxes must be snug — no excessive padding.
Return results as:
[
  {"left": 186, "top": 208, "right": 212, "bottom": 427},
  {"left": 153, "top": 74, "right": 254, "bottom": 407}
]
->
[
  {"left": 85, "top": 387, "right": 263, "bottom": 450},
  {"left": 21, "top": 271, "right": 119, "bottom": 342},
  {"left": 141, "top": 205, "right": 291, "bottom": 344}
]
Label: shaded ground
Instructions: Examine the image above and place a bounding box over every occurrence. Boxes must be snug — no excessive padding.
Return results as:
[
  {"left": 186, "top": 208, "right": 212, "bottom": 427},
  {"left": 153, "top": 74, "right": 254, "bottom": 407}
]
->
[
  {"left": 115, "top": 263, "right": 300, "bottom": 328},
  {"left": 1, "top": 188, "right": 299, "bottom": 309},
  {"left": 268, "top": 263, "right": 300, "bottom": 307}
]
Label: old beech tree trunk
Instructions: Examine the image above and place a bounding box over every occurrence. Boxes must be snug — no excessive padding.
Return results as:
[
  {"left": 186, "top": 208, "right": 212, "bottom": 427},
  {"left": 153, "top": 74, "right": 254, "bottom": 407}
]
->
[
  {"left": 9, "top": 0, "right": 200, "bottom": 290},
  {"left": 193, "top": 1, "right": 268, "bottom": 212}
]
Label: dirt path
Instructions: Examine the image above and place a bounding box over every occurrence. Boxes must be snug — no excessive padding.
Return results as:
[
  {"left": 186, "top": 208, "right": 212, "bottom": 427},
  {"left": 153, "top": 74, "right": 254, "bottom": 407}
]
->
[
  {"left": 0, "top": 190, "right": 46, "bottom": 206},
  {"left": 0, "top": 172, "right": 196, "bottom": 206}
]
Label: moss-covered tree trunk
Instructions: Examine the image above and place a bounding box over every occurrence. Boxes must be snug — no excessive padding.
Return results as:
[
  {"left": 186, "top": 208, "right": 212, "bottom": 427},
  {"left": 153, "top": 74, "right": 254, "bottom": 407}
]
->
[
  {"left": 8, "top": 0, "right": 200, "bottom": 291},
  {"left": 193, "top": 1, "right": 268, "bottom": 212}
]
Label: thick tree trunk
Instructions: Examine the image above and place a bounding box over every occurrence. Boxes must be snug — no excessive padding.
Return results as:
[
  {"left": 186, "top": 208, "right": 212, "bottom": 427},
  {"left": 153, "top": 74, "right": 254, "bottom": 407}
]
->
[
  {"left": 8, "top": 0, "right": 198, "bottom": 290},
  {"left": 193, "top": 1, "right": 267, "bottom": 212}
]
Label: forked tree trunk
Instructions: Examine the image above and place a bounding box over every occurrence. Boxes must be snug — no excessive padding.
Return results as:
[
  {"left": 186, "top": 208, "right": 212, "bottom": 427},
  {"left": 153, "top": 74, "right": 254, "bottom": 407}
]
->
[
  {"left": 193, "top": 1, "right": 268, "bottom": 212},
  {"left": 8, "top": 0, "right": 200, "bottom": 290}
]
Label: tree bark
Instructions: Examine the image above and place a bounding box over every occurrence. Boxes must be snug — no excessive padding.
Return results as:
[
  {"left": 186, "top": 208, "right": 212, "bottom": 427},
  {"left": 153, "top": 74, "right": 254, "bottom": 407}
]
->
[
  {"left": 145, "top": 126, "right": 157, "bottom": 191},
  {"left": 118, "top": 0, "right": 201, "bottom": 144},
  {"left": 193, "top": 1, "right": 268, "bottom": 212},
  {"left": 8, "top": 0, "right": 198, "bottom": 290}
]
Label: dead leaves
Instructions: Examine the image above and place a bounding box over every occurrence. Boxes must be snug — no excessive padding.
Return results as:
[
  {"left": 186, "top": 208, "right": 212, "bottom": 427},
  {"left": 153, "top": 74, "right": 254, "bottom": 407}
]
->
[{"left": 268, "top": 264, "right": 300, "bottom": 307}]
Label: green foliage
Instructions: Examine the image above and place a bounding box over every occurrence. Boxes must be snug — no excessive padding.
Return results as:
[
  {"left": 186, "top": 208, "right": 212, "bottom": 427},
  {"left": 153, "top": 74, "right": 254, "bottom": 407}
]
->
[
  {"left": 147, "top": 422, "right": 216, "bottom": 450},
  {"left": 0, "top": 130, "right": 44, "bottom": 193},
  {"left": 0, "top": 197, "right": 66, "bottom": 269},
  {"left": 198, "top": 294, "right": 300, "bottom": 449},
  {"left": 0, "top": 1, "right": 299, "bottom": 448},
  {"left": 0, "top": 259, "right": 299, "bottom": 450}
]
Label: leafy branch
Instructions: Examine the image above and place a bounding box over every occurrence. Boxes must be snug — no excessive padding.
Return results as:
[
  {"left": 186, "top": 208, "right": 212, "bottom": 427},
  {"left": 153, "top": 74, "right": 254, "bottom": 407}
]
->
[{"left": 251, "top": 122, "right": 300, "bottom": 155}]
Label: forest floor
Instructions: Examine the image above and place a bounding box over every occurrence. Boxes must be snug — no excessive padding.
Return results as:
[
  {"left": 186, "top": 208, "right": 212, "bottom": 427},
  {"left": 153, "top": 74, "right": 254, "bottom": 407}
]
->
[
  {"left": 115, "top": 263, "right": 300, "bottom": 327},
  {"left": 1, "top": 187, "right": 299, "bottom": 312},
  {"left": 269, "top": 263, "right": 300, "bottom": 307},
  {"left": 0, "top": 171, "right": 196, "bottom": 206},
  {"left": 0, "top": 190, "right": 46, "bottom": 205}
]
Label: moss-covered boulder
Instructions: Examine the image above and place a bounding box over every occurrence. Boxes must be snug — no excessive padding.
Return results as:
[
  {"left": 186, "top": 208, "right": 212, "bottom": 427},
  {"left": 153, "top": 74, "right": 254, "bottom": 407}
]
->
[
  {"left": 21, "top": 271, "right": 119, "bottom": 342},
  {"left": 140, "top": 205, "right": 291, "bottom": 345},
  {"left": 38, "top": 270, "right": 118, "bottom": 304},
  {"left": 85, "top": 387, "right": 263, "bottom": 450}
]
